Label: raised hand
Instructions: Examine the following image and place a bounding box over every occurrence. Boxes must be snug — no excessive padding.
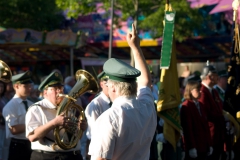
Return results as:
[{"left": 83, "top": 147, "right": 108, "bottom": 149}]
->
[{"left": 126, "top": 23, "right": 140, "bottom": 49}]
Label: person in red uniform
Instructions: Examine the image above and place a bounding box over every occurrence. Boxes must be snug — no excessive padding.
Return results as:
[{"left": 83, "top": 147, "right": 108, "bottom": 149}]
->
[
  {"left": 198, "top": 65, "right": 225, "bottom": 160},
  {"left": 181, "top": 80, "right": 212, "bottom": 160}
]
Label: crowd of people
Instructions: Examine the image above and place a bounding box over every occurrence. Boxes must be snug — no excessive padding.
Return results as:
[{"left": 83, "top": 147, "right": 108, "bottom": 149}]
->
[{"left": 0, "top": 23, "right": 238, "bottom": 160}]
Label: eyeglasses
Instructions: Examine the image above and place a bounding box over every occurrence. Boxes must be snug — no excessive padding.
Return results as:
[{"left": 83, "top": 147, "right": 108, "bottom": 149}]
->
[{"left": 47, "top": 86, "right": 64, "bottom": 92}]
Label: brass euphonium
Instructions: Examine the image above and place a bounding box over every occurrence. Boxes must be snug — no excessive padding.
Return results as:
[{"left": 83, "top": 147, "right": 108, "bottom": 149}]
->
[
  {"left": 0, "top": 60, "right": 12, "bottom": 83},
  {"left": 53, "top": 69, "right": 99, "bottom": 150}
]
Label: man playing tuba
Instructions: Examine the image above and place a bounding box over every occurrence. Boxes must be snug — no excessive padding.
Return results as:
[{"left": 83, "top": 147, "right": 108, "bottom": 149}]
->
[{"left": 25, "top": 71, "right": 87, "bottom": 160}]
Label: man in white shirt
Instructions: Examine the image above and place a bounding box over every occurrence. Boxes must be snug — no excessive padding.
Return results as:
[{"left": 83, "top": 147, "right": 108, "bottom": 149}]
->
[
  {"left": 85, "top": 71, "right": 111, "bottom": 140},
  {"left": 84, "top": 72, "right": 111, "bottom": 160},
  {"left": 3, "top": 71, "right": 33, "bottom": 160},
  {"left": 25, "top": 71, "right": 87, "bottom": 160},
  {"left": 88, "top": 24, "right": 157, "bottom": 160}
]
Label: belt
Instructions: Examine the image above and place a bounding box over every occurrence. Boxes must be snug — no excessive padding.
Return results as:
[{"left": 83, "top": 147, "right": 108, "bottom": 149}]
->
[
  {"left": 34, "top": 150, "right": 81, "bottom": 155},
  {"left": 11, "top": 138, "right": 30, "bottom": 144}
]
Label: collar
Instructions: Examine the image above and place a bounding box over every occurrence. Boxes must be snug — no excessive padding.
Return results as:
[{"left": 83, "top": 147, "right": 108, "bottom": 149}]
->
[
  {"left": 193, "top": 100, "right": 199, "bottom": 106},
  {"left": 214, "top": 85, "right": 225, "bottom": 93},
  {"left": 36, "top": 98, "right": 57, "bottom": 109},
  {"left": 13, "top": 94, "right": 27, "bottom": 104},
  {"left": 202, "top": 82, "right": 212, "bottom": 93},
  {"left": 100, "top": 92, "right": 111, "bottom": 104}
]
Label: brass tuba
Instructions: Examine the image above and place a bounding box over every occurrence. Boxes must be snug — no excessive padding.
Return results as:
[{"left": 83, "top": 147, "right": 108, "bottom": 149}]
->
[
  {"left": 53, "top": 69, "right": 99, "bottom": 150},
  {"left": 0, "top": 60, "right": 12, "bottom": 83}
]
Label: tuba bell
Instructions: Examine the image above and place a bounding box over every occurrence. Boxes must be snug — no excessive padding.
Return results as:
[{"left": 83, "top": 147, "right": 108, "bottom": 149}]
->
[
  {"left": 53, "top": 69, "right": 99, "bottom": 150},
  {"left": 0, "top": 60, "right": 12, "bottom": 83}
]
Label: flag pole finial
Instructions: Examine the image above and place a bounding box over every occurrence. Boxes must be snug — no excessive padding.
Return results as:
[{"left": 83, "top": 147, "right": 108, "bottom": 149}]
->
[{"left": 232, "top": 0, "right": 239, "bottom": 21}]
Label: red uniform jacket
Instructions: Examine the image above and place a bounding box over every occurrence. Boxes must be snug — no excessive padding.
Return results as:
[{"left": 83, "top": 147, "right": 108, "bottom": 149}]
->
[
  {"left": 180, "top": 100, "right": 211, "bottom": 152},
  {"left": 198, "top": 84, "right": 225, "bottom": 146}
]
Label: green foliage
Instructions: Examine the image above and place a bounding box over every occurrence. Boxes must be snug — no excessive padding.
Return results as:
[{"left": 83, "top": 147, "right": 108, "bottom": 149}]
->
[
  {"left": 0, "top": 0, "right": 64, "bottom": 31},
  {"left": 55, "top": 0, "right": 207, "bottom": 41},
  {"left": 55, "top": 0, "right": 96, "bottom": 18},
  {"left": 0, "top": 0, "right": 208, "bottom": 40},
  {"left": 139, "top": 1, "right": 208, "bottom": 42}
]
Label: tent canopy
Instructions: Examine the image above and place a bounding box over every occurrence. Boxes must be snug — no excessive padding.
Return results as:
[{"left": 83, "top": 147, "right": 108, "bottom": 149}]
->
[{"left": 0, "top": 35, "right": 232, "bottom": 63}]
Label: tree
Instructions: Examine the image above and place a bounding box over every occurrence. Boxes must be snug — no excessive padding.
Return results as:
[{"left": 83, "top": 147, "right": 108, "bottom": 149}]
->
[
  {"left": 139, "top": 0, "right": 208, "bottom": 42},
  {"left": 55, "top": 0, "right": 96, "bottom": 18},
  {"left": 0, "top": 0, "right": 64, "bottom": 31},
  {"left": 56, "top": 0, "right": 208, "bottom": 42}
]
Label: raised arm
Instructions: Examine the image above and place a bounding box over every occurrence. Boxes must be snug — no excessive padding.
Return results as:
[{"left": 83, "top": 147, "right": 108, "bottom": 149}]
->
[{"left": 126, "top": 24, "right": 151, "bottom": 88}]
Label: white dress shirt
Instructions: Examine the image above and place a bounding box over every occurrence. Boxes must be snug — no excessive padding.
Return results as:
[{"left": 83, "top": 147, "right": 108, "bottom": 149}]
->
[
  {"left": 2, "top": 94, "right": 33, "bottom": 140},
  {"left": 89, "top": 87, "right": 157, "bottom": 160},
  {"left": 25, "top": 98, "right": 81, "bottom": 152},
  {"left": 85, "top": 92, "right": 111, "bottom": 139}
]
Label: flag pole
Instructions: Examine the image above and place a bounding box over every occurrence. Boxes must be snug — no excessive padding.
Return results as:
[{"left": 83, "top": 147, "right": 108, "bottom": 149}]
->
[
  {"left": 166, "top": 0, "right": 169, "bottom": 5},
  {"left": 108, "top": 0, "right": 114, "bottom": 59},
  {"left": 226, "top": 1, "right": 239, "bottom": 159},
  {"left": 158, "top": 0, "right": 181, "bottom": 152}
]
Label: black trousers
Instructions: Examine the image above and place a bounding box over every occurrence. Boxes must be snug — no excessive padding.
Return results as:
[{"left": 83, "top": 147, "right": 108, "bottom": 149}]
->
[
  {"left": 30, "top": 150, "right": 83, "bottom": 160},
  {"left": 8, "top": 138, "right": 32, "bottom": 160}
]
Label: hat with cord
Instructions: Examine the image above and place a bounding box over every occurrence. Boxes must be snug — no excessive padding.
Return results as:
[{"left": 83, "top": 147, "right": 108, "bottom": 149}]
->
[
  {"left": 218, "top": 70, "right": 228, "bottom": 77},
  {"left": 38, "top": 71, "right": 63, "bottom": 91},
  {"left": 103, "top": 58, "right": 141, "bottom": 82},
  {"left": 11, "top": 71, "right": 33, "bottom": 84},
  {"left": 97, "top": 71, "right": 108, "bottom": 81}
]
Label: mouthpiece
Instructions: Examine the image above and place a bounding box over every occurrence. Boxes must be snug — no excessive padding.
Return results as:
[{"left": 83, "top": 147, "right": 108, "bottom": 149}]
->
[{"left": 58, "top": 94, "right": 77, "bottom": 102}]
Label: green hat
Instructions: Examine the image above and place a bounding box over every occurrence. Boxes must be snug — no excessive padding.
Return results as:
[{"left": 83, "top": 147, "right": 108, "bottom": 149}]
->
[
  {"left": 187, "top": 75, "right": 201, "bottom": 82},
  {"left": 103, "top": 58, "right": 141, "bottom": 82},
  {"left": 12, "top": 71, "right": 32, "bottom": 84},
  {"left": 218, "top": 70, "right": 228, "bottom": 77},
  {"left": 193, "top": 71, "right": 201, "bottom": 77},
  {"left": 97, "top": 71, "right": 108, "bottom": 81},
  {"left": 38, "top": 71, "right": 63, "bottom": 91}
]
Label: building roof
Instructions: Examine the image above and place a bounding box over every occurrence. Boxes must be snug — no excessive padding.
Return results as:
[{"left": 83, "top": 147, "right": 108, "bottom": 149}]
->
[{"left": 0, "top": 34, "right": 232, "bottom": 63}]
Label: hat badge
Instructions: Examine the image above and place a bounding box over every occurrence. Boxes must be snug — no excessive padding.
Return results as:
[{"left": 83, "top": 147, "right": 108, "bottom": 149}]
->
[{"left": 55, "top": 73, "right": 59, "bottom": 77}]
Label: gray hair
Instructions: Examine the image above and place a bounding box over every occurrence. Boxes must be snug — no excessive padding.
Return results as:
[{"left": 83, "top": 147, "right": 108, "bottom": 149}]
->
[
  {"left": 201, "top": 72, "right": 213, "bottom": 80},
  {"left": 108, "top": 79, "right": 137, "bottom": 97}
]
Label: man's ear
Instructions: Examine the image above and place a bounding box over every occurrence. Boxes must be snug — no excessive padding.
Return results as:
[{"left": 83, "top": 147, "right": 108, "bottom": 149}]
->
[
  {"left": 206, "top": 75, "right": 211, "bottom": 80},
  {"left": 13, "top": 83, "right": 18, "bottom": 90},
  {"left": 43, "top": 90, "right": 47, "bottom": 96},
  {"left": 111, "top": 84, "right": 116, "bottom": 93},
  {"left": 99, "top": 81, "right": 104, "bottom": 88}
]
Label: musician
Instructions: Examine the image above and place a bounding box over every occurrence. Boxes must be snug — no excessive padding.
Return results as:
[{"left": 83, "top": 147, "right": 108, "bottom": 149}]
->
[
  {"left": 85, "top": 71, "right": 111, "bottom": 140},
  {"left": 25, "top": 71, "right": 87, "bottom": 160},
  {"left": 88, "top": 24, "right": 157, "bottom": 160},
  {"left": 198, "top": 65, "right": 226, "bottom": 160},
  {"left": 2, "top": 71, "right": 33, "bottom": 160}
]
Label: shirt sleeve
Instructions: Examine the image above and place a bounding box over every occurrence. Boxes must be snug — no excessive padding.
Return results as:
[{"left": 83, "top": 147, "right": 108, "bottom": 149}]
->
[
  {"left": 25, "top": 105, "right": 43, "bottom": 137},
  {"left": 137, "top": 86, "right": 155, "bottom": 106},
  {"left": 3, "top": 103, "right": 23, "bottom": 128},
  {"left": 85, "top": 100, "right": 101, "bottom": 139}
]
